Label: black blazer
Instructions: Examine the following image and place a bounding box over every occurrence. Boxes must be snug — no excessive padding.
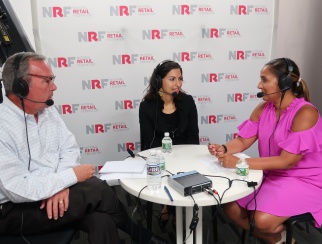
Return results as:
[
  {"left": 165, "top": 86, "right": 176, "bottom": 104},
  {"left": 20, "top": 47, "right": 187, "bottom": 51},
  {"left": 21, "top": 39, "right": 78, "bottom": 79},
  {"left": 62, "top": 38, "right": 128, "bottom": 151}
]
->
[{"left": 139, "top": 93, "right": 199, "bottom": 151}]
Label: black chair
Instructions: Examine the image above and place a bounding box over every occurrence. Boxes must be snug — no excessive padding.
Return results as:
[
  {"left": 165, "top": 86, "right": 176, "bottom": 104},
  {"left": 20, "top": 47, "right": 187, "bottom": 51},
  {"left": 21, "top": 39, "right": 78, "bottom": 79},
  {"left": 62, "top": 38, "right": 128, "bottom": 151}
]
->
[
  {"left": 0, "top": 228, "right": 76, "bottom": 244},
  {"left": 241, "top": 212, "right": 322, "bottom": 244},
  {"left": 284, "top": 212, "right": 321, "bottom": 244}
]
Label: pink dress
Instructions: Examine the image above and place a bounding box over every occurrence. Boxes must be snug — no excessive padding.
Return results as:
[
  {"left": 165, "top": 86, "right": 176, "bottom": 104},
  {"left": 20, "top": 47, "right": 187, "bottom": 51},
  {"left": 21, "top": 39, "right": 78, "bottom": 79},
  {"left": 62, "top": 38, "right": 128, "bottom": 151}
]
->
[{"left": 237, "top": 98, "right": 322, "bottom": 227}]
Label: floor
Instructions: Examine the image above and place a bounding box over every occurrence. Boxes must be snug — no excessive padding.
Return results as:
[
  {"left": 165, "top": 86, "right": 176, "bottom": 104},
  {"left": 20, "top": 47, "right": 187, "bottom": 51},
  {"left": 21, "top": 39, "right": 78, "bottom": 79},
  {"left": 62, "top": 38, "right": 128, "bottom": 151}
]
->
[{"left": 72, "top": 185, "right": 322, "bottom": 244}]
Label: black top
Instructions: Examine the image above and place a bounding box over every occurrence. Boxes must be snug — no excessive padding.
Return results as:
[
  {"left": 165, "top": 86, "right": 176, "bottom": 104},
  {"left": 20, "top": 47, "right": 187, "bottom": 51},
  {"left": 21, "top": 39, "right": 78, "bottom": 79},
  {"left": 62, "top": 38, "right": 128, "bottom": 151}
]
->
[{"left": 139, "top": 93, "right": 199, "bottom": 151}]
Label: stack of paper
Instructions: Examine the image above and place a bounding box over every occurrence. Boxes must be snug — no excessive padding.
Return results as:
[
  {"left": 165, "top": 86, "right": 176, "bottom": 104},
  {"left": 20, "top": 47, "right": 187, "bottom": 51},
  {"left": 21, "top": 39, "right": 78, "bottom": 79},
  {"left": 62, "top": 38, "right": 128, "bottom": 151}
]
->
[{"left": 99, "top": 157, "right": 147, "bottom": 185}]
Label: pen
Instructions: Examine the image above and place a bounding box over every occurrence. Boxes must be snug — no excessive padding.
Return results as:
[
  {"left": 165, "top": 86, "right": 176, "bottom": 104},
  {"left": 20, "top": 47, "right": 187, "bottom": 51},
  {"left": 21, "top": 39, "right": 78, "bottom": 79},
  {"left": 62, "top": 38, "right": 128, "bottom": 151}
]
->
[{"left": 164, "top": 186, "right": 174, "bottom": 202}]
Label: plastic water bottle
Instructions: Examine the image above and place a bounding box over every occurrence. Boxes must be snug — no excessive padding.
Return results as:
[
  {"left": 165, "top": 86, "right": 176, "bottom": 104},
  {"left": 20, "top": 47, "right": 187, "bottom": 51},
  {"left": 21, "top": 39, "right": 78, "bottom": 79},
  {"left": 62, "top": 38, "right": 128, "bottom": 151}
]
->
[
  {"left": 156, "top": 150, "right": 166, "bottom": 171},
  {"left": 236, "top": 157, "right": 249, "bottom": 180},
  {"left": 146, "top": 149, "right": 161, "bottom": 192},
  {"left": 162, "top": 132, "right": 172, "bottom": 154}
]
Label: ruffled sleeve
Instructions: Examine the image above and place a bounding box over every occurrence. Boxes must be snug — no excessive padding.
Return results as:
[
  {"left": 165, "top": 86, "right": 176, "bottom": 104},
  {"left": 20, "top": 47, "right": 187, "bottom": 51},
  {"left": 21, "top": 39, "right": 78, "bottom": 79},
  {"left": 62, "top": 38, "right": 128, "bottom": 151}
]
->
[
  {"left": 278, "top": 124, "right": 322, "bottom": 154},
  {"left": 237, "top": 119, "right": 258, "bottom": 138}
]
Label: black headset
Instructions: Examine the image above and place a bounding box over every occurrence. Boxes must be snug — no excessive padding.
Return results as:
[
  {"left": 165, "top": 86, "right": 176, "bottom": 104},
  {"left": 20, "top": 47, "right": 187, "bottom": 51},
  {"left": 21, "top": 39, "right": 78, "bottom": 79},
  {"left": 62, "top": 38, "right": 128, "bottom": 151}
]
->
[
  {"left": 152, "top": 60, "right": 172, "bottom": 90},
  {"left": 278, "top": 58, "right": 293, "bottom": 92},
  {"left": 12, "top": 52, "right": 29, "bottom": 98}
]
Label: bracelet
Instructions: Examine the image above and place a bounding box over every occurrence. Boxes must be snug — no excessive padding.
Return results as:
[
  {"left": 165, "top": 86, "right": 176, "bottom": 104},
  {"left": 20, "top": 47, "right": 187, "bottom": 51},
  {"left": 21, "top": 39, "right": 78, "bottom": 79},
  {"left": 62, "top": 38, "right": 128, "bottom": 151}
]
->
[{"left": 221, "top": 144, "right": 227, "bottom": 154}]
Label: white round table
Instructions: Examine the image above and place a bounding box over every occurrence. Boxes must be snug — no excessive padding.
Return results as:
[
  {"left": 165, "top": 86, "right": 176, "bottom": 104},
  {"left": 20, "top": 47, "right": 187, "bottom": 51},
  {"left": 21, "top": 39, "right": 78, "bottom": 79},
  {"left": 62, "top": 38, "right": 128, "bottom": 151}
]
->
[{"left": 120, "top": 145, "right": 263, "bottom": 244}]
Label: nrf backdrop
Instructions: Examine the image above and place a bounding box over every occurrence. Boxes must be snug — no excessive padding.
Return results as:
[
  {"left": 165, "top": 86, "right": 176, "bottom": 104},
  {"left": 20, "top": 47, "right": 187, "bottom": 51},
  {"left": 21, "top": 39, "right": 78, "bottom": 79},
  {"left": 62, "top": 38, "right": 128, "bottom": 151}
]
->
[{"left": 31, "top": 0, "right": 275, "bottom": 166}]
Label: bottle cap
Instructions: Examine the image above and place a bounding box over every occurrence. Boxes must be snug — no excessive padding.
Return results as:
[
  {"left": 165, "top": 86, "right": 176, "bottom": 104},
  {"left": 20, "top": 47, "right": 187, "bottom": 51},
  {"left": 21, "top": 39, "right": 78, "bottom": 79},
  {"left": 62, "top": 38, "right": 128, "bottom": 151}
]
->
[
  {"left": 150, "top": 149, "right": 156, "bottom": 155},
  {"left": 164, "top": 132, "right": 169, "bottom": 136}
]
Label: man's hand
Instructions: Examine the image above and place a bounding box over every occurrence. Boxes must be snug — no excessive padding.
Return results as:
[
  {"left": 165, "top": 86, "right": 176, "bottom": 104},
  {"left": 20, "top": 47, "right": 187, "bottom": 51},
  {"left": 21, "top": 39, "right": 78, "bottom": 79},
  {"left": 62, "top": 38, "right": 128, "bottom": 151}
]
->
[
  {"left": 40, "top": 188, "right": 70, "bottom": 220},
  {"left": 73, "top": 164, "right": 95, "bottom": 182}
]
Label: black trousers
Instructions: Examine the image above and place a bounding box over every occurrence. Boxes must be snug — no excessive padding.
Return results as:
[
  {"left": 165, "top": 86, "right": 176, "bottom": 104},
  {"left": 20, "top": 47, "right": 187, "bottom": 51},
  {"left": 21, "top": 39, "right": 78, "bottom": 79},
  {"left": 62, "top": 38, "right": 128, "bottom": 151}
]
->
[{"left": 0, "top": 177, "right": 152, "bottom": 244}]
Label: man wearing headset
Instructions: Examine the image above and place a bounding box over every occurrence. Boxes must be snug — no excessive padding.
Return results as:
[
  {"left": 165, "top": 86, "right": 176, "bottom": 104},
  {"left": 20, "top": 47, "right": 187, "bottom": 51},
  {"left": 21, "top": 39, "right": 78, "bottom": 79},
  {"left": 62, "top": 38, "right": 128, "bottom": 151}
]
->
[{"left": 0, "top": 52, "right": 167, "bottom": 244}]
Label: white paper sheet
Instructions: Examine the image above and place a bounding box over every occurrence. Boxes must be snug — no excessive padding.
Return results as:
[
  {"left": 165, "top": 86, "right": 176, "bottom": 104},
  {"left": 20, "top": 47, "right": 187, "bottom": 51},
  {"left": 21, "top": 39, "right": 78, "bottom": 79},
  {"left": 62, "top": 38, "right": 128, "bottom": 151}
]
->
[{"left": 99, "top": 157, "right": 146, "bottom": 174}]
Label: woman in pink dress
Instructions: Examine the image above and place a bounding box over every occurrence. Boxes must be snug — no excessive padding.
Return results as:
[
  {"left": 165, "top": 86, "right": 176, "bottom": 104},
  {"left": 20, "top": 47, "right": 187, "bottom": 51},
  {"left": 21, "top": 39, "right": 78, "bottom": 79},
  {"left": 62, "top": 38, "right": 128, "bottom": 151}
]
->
[{"left": 208, "top": 58, "right": 322, "bottom": 244}]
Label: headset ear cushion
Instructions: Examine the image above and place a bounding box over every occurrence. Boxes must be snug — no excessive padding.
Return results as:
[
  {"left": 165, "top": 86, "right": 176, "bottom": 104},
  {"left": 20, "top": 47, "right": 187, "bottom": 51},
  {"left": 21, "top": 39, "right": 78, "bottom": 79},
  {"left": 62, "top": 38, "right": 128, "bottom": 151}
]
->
[
  {"left": 278, "top": 74, "right": 287, "bottom": 90},
  {"left": 155, "top": 75, "right": 162, "bottom": 89},
  {"left": 279, "top": 74, "right": 292, "bottom": 91},
  {"left": 12, "top": 78, "right": 29, "bottom": 98}
]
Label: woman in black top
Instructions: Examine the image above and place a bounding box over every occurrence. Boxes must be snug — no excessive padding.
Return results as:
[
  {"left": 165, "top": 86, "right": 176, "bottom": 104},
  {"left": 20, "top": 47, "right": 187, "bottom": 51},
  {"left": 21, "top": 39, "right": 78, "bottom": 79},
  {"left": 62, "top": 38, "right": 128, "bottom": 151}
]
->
[
  {"left": 139, "top": 60, "right": 200, "bottom": 229},
  {"left": 139, "top": 60, "right": 199, "bottom": 150}
]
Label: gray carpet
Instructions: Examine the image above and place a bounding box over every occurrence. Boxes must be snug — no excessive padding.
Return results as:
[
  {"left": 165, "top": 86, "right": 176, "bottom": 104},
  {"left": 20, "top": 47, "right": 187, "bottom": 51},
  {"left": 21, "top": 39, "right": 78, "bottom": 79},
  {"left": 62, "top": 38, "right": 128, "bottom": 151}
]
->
[{"left": 72, "top": 185, "right": 322, "bottom": 244}]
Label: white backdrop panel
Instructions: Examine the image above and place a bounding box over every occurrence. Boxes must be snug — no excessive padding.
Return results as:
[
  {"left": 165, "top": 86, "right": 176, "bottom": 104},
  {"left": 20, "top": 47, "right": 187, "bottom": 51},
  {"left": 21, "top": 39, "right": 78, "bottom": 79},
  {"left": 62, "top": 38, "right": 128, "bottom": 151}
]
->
[{"left": 31, "top": 0, "right": 275, "bottom": 166}]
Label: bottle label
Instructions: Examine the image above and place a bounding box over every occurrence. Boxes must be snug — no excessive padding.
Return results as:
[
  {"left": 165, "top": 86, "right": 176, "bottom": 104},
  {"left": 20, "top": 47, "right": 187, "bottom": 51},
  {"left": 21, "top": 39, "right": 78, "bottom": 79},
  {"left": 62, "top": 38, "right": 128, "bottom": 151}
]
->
[
  {"left": 236, "top": 164, "right": 249, "bottom": 176},
  {"left": 160, "top": 162, "right": 165, "bottom": 170},
  {"left": 162, "top": 143, "right": 172, "bottom": 150},
  {"left": 147, "top": 165, "right": 161, "bottom": 176}
]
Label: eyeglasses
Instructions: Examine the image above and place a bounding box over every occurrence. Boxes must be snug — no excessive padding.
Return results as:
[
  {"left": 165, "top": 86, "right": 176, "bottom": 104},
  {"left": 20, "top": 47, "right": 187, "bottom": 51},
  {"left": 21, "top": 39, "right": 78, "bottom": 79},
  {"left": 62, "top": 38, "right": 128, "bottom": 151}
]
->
[{"left": 27, "top": 73, "right": 56, "bottom": 85}]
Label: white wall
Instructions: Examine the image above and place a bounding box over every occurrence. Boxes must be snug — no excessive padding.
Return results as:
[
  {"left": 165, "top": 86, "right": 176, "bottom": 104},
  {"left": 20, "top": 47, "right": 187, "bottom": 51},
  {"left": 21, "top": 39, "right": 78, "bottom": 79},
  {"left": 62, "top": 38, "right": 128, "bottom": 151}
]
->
[{"left": 273, "top": 0, "right": 322, "bottom": 111}]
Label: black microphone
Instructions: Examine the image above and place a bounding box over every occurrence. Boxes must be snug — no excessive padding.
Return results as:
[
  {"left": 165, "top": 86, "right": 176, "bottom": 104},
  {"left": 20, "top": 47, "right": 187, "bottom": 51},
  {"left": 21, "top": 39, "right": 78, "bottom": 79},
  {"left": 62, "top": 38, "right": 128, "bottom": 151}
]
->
[
  {"left": 256, "top": 87, "right": 289, "bottom": 98},
  {"left": 256, "top": 91, "right": 280, "bottom": 98},
  {"left": 159, "top": 90, "right": 178, "bottom": 97},
  {"left": 127, "top": 148, "right": 135, "bottom": 158},
  {"left": 24, "top": 97, "right": 54, "bottom": 106}
]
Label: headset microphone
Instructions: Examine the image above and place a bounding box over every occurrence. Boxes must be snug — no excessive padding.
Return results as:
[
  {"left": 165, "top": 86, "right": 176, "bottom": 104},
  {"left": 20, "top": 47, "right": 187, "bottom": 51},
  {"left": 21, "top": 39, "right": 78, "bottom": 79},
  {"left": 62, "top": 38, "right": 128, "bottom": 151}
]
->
[
  {"left": 256, "top": 87, "right": 289, "bottom": 98},
  {"left": 159, "top": 90, "right": 178, "bottom": 97},
  {"left": 24, "top": 97, "right": 54, "bottom": 106}
]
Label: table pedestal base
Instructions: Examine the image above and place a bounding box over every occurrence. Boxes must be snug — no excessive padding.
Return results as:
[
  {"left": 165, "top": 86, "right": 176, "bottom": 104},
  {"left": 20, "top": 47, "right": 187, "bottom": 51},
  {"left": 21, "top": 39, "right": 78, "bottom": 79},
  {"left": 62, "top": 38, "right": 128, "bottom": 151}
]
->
[{"left": 176, "top": 206, "right": 203, "bottom": 244}]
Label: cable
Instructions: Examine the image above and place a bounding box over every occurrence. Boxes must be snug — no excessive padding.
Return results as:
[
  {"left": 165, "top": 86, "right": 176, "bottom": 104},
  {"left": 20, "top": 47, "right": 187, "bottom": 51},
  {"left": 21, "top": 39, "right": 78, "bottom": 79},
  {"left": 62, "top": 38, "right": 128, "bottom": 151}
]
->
[
  {"left": 149, "top": 91, "right": 159, "bottom": 149},
  {"left": 245, "top": 93, "right": 285, "bottom": 241},
  {"left": 20, "top": 99, "right": 31, "bottom": 171}
]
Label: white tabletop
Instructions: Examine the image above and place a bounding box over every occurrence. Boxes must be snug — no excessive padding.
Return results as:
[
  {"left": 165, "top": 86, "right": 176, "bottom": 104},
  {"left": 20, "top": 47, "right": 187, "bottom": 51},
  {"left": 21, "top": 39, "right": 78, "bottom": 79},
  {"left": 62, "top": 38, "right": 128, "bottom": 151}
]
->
[{"left": 120, "top": 145, "right": 263, "bottom": 207}]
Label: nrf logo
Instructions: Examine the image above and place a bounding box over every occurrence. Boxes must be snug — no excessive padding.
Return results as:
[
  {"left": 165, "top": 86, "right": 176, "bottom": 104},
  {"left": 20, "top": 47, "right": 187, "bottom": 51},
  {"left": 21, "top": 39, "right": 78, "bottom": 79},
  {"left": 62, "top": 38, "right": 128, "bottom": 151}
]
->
[
  {"left": 142, "top": 29, "right": 185, "bottom": 40},
  {"left": 117, "top": 142, "right": 141, "bottom": 152},
  {"left": 201, "top": 73, "right": 239, "bottom": 83},
  {"left": 172, "top": 5, "right": 214, "bottom": 15},
  {"left": 201, "top": 114, "right": 237, "bottom": 124},
  {"left": 228, "top": 50, "right": 266, "bottom": 60},
  {"left": 82, "top": 78, "right": 126, "bottom": 90},
  {"left": 115, "top": 100, "right": 140, "bottom": 110},
  {"left": 56, "top": 104, "right": 97, "bottom": 114},
  {"left": 227, "top": 93, "right": 261, "bottom": 102},
  {"left": 109, "top": 5, "right": 155, "bottom": 16},
  {"left": 78, "top": 31, "right": 124, "bottom": 42},
  {"left": 42, "top": 6, "right": 90, "bottom": 18},
  {"left": 82, "top": 79, "right": 109, "bottom": 90},
  {"left": 227, "top": 93, "right": 263, "bottom": 102},
  {"left": 86, "top": 123, "right": 111, "bottom": 134},
  {"left": 47, "top": 57, "right": 94, "bottom": 68},
  {"left": 80, "top": 146, "right": 101, "bottom": 155},
  {"left": 230, "top": 5, "right": 269, "bottom": 15},
  {"left": 202, "top": 28, "right": 241, "bottom": 38},
  {"left": 112, "top": 54, "right": 155, "bottom": 64},
  {"left": 173, "top": 52, "right": 213, "bottom": 62}
]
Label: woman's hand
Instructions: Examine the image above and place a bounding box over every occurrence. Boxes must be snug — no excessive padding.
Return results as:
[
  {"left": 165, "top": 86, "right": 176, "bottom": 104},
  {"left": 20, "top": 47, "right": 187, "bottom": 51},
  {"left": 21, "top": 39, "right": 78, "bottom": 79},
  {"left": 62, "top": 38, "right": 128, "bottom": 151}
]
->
[
  {"left": 208, "top": 143, "right": 225, "bottom": 156},
  {"left": 217, "top": 153, "right": 240, "bottom": 168}
]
